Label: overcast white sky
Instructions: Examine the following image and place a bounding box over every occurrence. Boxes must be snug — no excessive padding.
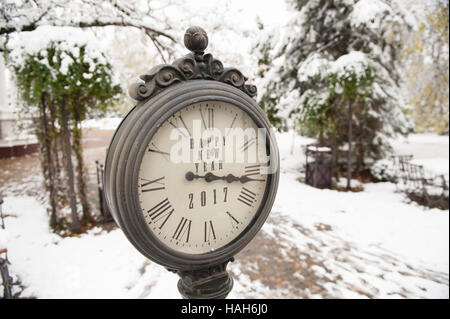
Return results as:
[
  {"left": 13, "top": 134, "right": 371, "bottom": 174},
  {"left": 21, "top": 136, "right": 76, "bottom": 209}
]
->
[{"left": 181, "top": 0, "right": 290, "bottom": 29}]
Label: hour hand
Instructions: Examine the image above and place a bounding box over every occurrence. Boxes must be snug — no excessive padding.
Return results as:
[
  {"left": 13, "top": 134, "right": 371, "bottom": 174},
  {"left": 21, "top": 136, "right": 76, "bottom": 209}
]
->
[
  {"left": 185, "top": 171, "right": 202, "bottom": 181},
  {"left": 185, "top": 172, "right": 230, "bottom": 183},
  {"left": 185, "top": 171, "right": 220, "bottom": 182}
]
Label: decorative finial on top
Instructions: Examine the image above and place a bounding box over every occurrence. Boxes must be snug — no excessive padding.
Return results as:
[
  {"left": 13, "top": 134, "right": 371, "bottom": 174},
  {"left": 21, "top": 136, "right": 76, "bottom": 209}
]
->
[
  {"left": 129, "top": 25, "right": 257, "bottom": 101},
  {"left": 184, "top": 26, "right": 208, "bottom": 55}
]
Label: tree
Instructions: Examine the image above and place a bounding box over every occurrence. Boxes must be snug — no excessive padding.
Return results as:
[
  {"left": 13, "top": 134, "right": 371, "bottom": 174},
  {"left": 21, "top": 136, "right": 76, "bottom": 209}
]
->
[
  {"left": 0, "top": 0, "right": 177, "bottom": 61},
  {"left": 7, "top": 39, "right": 120, "bottom": 232},
  {"left": 402, "top": 0, "right": 449, "bottom": 134},
  {"left": 255, "top": 0, "right": 413, "bottom": 183}
]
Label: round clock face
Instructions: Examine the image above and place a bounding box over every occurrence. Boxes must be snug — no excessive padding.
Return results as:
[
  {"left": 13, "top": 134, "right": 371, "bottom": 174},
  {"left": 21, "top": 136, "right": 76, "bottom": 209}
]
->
[{"left": 138, "top": 101, "right": 269, "bottom": 254}]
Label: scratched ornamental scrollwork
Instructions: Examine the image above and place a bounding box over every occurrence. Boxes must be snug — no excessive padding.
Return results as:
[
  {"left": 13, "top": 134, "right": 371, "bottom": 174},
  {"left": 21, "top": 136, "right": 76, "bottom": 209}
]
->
[{"left": 128, "top": 26, "right": 257, "bottom": 101}]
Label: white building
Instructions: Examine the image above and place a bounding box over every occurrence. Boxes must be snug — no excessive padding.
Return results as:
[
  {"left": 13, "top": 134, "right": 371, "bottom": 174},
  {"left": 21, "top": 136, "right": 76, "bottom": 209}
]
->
[{"left": 0, "top": 56, "right": 38, "bottom": 158}]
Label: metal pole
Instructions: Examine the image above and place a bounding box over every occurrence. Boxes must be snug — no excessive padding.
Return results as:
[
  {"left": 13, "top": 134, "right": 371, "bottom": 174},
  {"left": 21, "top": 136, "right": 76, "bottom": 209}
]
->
[
  {"left": 0, "top": 198, "right": 4, "bottom": 230},
  {"left": 176, "top": 259, "right": 234, "bottom": 299},
  {"left": 0, "top": 198, "right": 13, "bottom": 299},
  {"left": 95, "top": 161, "right": 105, "bottom": 219}
]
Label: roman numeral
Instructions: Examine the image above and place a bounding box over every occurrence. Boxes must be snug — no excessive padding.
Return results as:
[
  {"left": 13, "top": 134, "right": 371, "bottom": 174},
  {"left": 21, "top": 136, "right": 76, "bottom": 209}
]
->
[
  {"left": 237, "top": 187, "right": 257, "bottom": 207},
  {"left": 226, "top": 211, "right": 239, "bottom": 229},
  {"left": 245, "top": 164, "right": 262, "bottom": 176},
  {"left": 169, "top": 121, "right": 187, "bottom": 138},
  {"left": 141, "top": 176, "right": 165, "bottom": 192},
  {"left": 241, "top": 137, "right": 256, "bottom": 152},
  {"left": 148, "top": 143, "right": 170, "bottom": 160},
  {"left": 172, "top": 217, "right": 192, "bottom": 243},
  {"left": 169, "top": 115, "right": 191, "bottom": 138},
  {"left": 199, "top": 107, "right": 207, "bottom": 130},
  {"left": 147, "top": 198, "right": 173, "bottom": 230},
  {"left": 148, "top": 148, "right": 170, "bottom": 156},
  {"left": 208, "top": 108, "right": 214, "bottom": 128},
  {"left": 178, "top": 115, "right": 191, "bottom": 137},
  {"left": 204, "top": 220, "right": 216, "bottom": 242},
  {"left": 227, "top": 114, "right": 238, "bottom": 136}
]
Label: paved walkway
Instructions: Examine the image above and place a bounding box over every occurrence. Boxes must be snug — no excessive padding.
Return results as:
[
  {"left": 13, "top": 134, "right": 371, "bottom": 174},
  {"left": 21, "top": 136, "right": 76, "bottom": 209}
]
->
[{"left": 0, "top": 129, "right": 114, "bottom": 213}]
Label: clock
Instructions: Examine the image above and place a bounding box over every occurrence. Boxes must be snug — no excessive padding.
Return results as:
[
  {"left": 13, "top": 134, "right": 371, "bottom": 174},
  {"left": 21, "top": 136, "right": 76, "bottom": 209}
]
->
[{"left": 104, "top": 27, "right": 279, "bottom": 298}]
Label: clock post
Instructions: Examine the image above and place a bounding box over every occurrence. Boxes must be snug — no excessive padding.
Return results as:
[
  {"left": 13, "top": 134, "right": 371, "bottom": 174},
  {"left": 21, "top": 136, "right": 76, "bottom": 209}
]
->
[
  {"left": 172, "top": 258, "right": 234, "bottom": 299},
  {"left": 105, "top": 26, "right": 280, "bottom": 300}
]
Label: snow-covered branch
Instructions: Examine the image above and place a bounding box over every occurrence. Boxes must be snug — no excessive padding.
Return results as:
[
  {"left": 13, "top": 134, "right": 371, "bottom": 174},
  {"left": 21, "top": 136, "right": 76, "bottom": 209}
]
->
[{"left": 0, "top": 0, "right": 176, "bottom": 51}]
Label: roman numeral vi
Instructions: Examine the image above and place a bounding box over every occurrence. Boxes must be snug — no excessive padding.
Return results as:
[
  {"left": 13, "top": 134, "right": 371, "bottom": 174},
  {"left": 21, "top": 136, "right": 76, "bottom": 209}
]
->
[{"left": 238, "top": 187, "right": 257, "bottom": 207}]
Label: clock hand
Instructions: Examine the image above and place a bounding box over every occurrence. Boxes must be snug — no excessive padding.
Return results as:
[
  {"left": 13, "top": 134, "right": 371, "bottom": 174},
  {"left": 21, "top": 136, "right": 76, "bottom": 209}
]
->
[
  {"left": 239, "top": 175, "right": 266, "bottom": 183},
  {"left": 185, "top": 171, "right": 235, "bottom": 183},
  {"left": 204, "top": 172, "right": 223, "bottom": 182},
  {"left": 185, "top": 171, "right": 203, "bottom": 181},
  {"left": 185, "top": 171, "right": 264, "bottom": 183}
]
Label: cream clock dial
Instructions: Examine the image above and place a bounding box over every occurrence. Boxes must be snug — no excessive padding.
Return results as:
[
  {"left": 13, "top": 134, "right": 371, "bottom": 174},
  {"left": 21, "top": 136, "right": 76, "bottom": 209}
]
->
[{"left": 138, "top": 101, "right": 269, "bottom": 254}]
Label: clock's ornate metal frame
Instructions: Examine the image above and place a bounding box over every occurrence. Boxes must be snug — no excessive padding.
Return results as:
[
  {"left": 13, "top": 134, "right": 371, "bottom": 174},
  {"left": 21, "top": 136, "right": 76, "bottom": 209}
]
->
[
  {"left": 104, "top": 26, "right": 280, "bottom": 299},
  {"left": 128, "top": 26, "right": 257, "bottom": 102}
]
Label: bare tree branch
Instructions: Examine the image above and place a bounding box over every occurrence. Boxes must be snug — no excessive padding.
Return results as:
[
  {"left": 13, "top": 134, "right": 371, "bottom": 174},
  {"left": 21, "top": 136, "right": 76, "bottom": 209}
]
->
[{"left": 145, "top": 29, "right": 168, "bottom": 64}]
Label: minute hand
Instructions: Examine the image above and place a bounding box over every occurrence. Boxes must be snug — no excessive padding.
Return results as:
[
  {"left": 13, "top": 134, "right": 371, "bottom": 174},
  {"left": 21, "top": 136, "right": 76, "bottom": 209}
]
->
[
  {"left": 238, "top": 175, "right": 266, "bottom": 183},
  {"left": 204, "top": 172, "right": 265, "bottom": 183}
]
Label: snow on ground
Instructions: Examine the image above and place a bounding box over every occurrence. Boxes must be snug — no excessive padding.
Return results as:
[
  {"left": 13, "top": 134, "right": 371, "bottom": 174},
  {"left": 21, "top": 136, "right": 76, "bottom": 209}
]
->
[
  {"left": 1, "top": 197, "right": 180, "bottom": 298},
  {"left": 0, "top": 130, "right": 448, "bottom": 298},
  {"left": 276, "top": 131, "right": 449, "bottom": 272},
  {"left": 391, "top": 133, "right": 449, "bottom": 176}
]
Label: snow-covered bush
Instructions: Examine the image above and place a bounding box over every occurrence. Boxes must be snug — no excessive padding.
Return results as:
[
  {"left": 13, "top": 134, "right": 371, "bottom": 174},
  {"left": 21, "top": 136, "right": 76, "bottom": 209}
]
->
[
  {"left": 371, "top": 159, "right": 397, "bottom": 183},
  {"left": 5, "top": 36, "right": 121, "bottom": 233}
]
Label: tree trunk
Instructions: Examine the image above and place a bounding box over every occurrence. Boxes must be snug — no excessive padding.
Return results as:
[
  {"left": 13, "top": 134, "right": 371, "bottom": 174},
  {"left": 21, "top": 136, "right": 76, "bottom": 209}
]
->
[
  {"left": 331, "top": 98, "right": 339, "bottom": 180},
  {"left": 331, "top": 136, "right": 338, "bottom": 180},
  {"left": 49, "top": 102, "right": 63, "bottom": 206},
  {"left": 72, "top": 120, "right": 91, "bottom": 224},
  {"left": 55, "top": 134, "right": 68, "bottom": 206},
  {"left": 346, "top": 97, "right": 360, "bottom": 190},
  {"left": 346, "top": 102, "right": 353, "bottom": 191},
  {"left": 61, "top": 98, "right": 81, "bottom": 234},
  {"left": 40, "top": 94, "right": 57, "bottom": 228}
]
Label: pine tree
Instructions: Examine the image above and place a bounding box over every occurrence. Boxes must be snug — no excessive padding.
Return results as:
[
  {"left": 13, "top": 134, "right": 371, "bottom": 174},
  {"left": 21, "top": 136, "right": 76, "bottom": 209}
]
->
[{"left": 255, "top": 0, "right": 413, "bottom": 179}]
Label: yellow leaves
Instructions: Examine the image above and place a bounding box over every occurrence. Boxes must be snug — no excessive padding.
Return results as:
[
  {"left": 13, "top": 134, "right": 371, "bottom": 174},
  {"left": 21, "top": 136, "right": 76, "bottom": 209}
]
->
[
  {"left": 418, "top": 23, "right": 426, "bottom": 33},
  {"left": 414, "top": 40, "right": 424, "bottom": 52},
  {"left": 410, "top": 81, "right": 449, "bottom": 134},
  {"left": 426, "top": 6, "right": 449, "bottom": 44},
  {"left": 402, "top": 3, "right": 449, "bottom": 134}
]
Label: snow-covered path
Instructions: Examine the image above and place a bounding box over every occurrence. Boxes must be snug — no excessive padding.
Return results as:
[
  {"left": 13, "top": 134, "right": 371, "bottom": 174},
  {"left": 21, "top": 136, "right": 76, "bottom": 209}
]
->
[
  {"left": 229, "top": 132, "right": 449, "bottom": 298},
  {"left": 0, "top": 130, "right": 448, "bottom": 298},
  {"left": 232, "top": 211, "right": 448, "bottom": 298}
]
